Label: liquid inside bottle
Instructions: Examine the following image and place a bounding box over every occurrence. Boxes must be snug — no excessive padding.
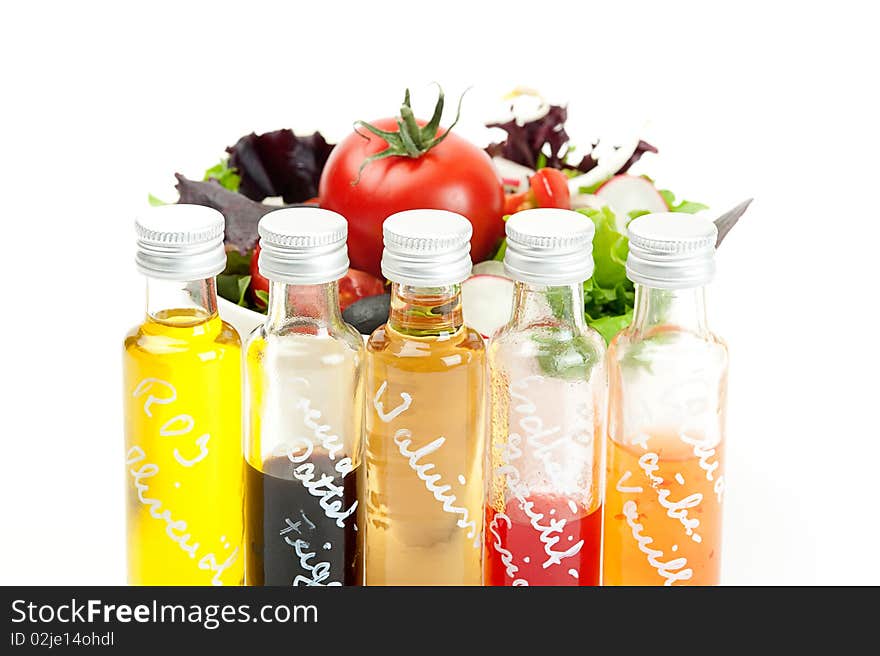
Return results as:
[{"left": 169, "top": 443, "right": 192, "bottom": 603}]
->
[
  {"left": 243, "top": 209, "right": 364, "bottom": 586},
  {"left": 485, "top": 209, "right": 605, "bottom": 586},
  {"left": 602, "top": 213, "right": 727, "bottom": 586},
  {"left": 603, "top": 428, "right": 724, "bottom": 586},
  {"left": 123, "top": 205, "right": 244, "bottom": 585},
  {"left": 365, "top": 284, "right": 486, "bottom": 585},
  {"left": 364, "top": 209, "right": 487, "bottom": 585}
]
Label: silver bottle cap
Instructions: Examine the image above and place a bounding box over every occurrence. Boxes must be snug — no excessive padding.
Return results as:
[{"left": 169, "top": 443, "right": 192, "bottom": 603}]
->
[
  {"left": 504, "top": 208, "right": 595, "bottom": 285},
  {"left": 381, "top": 210, "right": 473, "bottom": 286},
  {"left": 626, "top": 212, "right": 717, "bottom": 289},
  {"left": 258, "top": 207, "right": 350, "bottom": 285},
  {"left": 135, "top": 204, "right": 227, "bottom": 281}
]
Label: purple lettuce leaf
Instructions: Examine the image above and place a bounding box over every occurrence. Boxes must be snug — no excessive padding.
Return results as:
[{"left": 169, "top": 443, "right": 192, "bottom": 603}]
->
[
  {"left": 174, "top": 174, "right": 277, "bottom": 253},
  {"left": 616, "top": 140, "right": 659, "bottom": 175},
  {"left": 227, "top": 129, "right": 334, "bottom": 204},
  {"left": 486, "top": 105, "right": 656, "bottom": 177}
]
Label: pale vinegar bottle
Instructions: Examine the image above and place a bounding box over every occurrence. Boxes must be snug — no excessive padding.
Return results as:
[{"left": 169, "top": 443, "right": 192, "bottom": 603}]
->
[{"left": 364, "top": 210, "right": 487, "bottom": 585}]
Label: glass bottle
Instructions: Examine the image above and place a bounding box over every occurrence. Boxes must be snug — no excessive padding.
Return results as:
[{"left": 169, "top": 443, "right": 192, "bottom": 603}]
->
[
  {"left": 485, "top": 209, "right": 606, "bottom": 586},
  {"left": 603, "top": 213, "right": 728, "bottom": 586},
  {"left": 244, "top": 208, "right": 364, "bottom": 586},
  {"left": 123, "top": 204, "right": 243, "bottom": 585},
  {"left": 364, "top": 210, "right": 487, "bottom": 585}
]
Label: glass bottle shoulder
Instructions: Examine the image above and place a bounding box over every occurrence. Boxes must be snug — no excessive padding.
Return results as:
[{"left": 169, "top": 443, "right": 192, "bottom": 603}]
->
[
  {"left": 124, "top": 312, "right": 241, "bottom": 359},
  {"left": 367, "top": 322, "right": 485, "bottom": 362},
  {"left": 608, "top": 325, "right": 728, "bottom": 376},
  {"left": 489, "top": 319, "right": 606, "bottom": 381},
  {"left": 246, "top": 320, "right": 364, "bottom": 364}
]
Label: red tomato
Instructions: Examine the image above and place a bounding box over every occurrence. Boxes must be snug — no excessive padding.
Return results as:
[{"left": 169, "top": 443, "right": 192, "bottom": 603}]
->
[
  {"left": 338, "top": 268, "right": 385, "bottom": 311},
  {"left": 249, "top": 244, "right": 270, "bottom": 309},
  {"left": 319, "top": 118, "right": 505, "bottom": 277},
  {"left": 529, "top": 168, "right": 571, "bottom": 209},
  {"left": 504, "top": 191, "right": 531, "bottom": 215},
  {"left": 249, "top": 245, "right": 383, "bottom": 312}
]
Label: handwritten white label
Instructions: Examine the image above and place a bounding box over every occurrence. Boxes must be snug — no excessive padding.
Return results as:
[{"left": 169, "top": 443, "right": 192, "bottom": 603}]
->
[
  {"left": 635, "top": 453, "right": 704, "bottom": 543},
  {"left": 126, "top": 445, "right": 238, "bottom": 585},
  {"left": 374, "top": 382, "right": 479, "bottom": 546},
  {"left": 393, "top": 430, "right": 478, "bottom": 541},
  {"left": 509, "top": 376, "right": 569, "bottom": 490},
  {"left": 680, "top": 431, "right": 724, "bottom": 503},
  {"left": 284, "top": 438, "right": 357, "bottom": 528},
  {"left": 497, "top": 376, "right": 591, "bottom": 572},
  {"left": 288, "top": 539, "right": 341, "bottom": 587},
  {"left": 519, "top": 499, "right": 584, "bottom": 568},
  {"left": 298, "top": 397, "right": 345, "bottom": 461},
  {"left": 132, "top": 378, "right": 176, "bottom": 418},
  {"left": 174, "top": 433, "right": 210, "bottom": 467},
  {"left": 281, "top": 392, "right": 358, "bottom": 528},
  {"left": 622, "top": 500, "right": 693, "bottom": 586},
  {"left": 615, "top": 471, "right": 644, "bottom": 494},
  {"left": 488, "top": 512, "right": 528, "bottom": 586},
  {"left": 127, "top": 378, "right": 236, "bottom": 584},
  {"left": 134, "top": 378, "right": 211, "bottom": 470},
  {"left": 373, "top": 381, "right": 412, "bottom": 422}
]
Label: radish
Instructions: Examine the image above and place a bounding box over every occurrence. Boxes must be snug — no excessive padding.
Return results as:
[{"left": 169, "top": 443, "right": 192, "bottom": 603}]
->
[
  {"left": 472, "top": 259, "right": 508, "bottom": 277},
  {"left": 462, "top": 274, "right": 515, "bottom": 338},
  {"left": 595, "top": 174, "right": 668, "bottom": 230},
  {"left": 493, "top": 156, "right": 533, "bottom": 193},
  {"left": 570, "top": 193, "right": 609, "bottom": 211}
]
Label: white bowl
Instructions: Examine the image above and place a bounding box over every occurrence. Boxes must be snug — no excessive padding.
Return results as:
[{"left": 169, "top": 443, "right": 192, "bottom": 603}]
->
[
  {"left": 218, "top": 297, "right": 266, "bottom": 338},
  {"left": 218, "top": 297, "right": 375, "bottom": 342}
]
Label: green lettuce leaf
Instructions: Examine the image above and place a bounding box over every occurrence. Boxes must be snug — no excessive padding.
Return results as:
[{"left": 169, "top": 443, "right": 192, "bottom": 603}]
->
[
  {"left": 579, "top": 206, "right": 629, "bottom": 290},
  {"left": 577, "top": 206, "right": 635, "bottom": 343},
  {"left": 588, "top": 311, "right": 633, "bottom": 343},
  {"left": 485, "top": 186, "right": 709, "bottom": 347},
  {"left": 223, "top": 249, "right": 252, "bottom": 276},
  {"left": 217, "top": 274, "right": 251, "bottom": 307},
  {"left": 533, "top": 329, "right": 601, "bottom": 381},
  {"left": 204, "top": 158, "right": 241, "bottom": 192},
  {"left": 659, "top": 189, "right": 708, "bottom": 214}
]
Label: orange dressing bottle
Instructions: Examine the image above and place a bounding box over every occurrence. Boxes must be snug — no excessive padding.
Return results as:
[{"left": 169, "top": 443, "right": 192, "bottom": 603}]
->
[{"left": 603, "top": 213, "right": 728, "bottom": 586}]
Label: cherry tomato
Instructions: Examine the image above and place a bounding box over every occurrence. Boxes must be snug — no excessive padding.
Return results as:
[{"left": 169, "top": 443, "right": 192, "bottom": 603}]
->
[
  {"left": 249, "top": 244, "right": 383, "bottom": 312},
  {"left": 249, "top": 244, "right": 270, "bottom": 309},
  {"left": 504, "top": 191, "right": 531, "bottom": 215},
  {"left": 338, "top": 268, "right": 385, "bottom": 311},
  {"left": 529, "top": 168, "right": 571, "bottom": 209}
]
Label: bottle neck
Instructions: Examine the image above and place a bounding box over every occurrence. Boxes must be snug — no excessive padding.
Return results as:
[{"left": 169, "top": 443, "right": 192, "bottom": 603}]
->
[
  {"left": 630, "top": 284, "right": 709, "bottom": 337},
  {"left": 389, "top": 282, "right": 463, "bottom": 337},
  {"left": 511, "top": 281, "right": 587, "bottom": 330},
  {"left": 265, "top": 280, "right": 345, "bottom": 335},
  {"left": 145, "top": 277, "right": 218, "bottom": 326}
]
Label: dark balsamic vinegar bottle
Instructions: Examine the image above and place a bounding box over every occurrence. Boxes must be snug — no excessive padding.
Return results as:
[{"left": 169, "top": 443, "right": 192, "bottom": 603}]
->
[{"left": 244, "top": 208, "right": 364, "bottom": 586}]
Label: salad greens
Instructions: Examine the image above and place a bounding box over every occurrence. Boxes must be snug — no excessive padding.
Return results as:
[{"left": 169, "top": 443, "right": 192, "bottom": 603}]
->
[
  {"left": 578, "top": 206, "right": 635, "bottom": 342},
  {"left": 204, "top": 158, "right": 241, "bottom": 192},
  {"left": 227, "top": 129, "right": 333, "bottom": 203},
  {"left": 151, "top": 90, "right": 721, "bottom": 335},
  {"left": 486, "top": 104, "right": 656, "bottom": 177},
  {"left": 533, "top": 329, "right": 601, "bottom": 381},
  {"left": 216, "top": 249, "right": 251, "bottom": 308},
  {"left": 574, "top": 190, "right": 708, "bottom": 343},
  {"left": 658, "top": 189, "right": 708, "bottom": 214},
  {"left": 175, "top": 173, "right": 276, "bottom": 254}
]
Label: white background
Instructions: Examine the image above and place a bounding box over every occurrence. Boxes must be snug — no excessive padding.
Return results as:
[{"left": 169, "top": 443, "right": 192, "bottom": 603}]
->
[{"left": 1, "top": 1, "right": 877, "bottom": 585}]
